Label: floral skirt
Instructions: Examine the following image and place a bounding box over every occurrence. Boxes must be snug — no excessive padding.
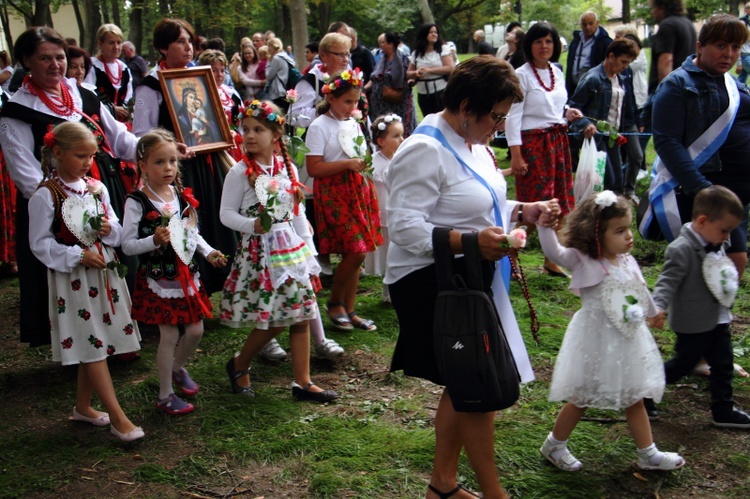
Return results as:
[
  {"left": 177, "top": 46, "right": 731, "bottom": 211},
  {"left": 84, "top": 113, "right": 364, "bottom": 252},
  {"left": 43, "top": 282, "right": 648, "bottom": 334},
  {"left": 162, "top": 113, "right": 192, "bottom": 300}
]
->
[
  {"left": 516, "top": 124, "right": 575, "bottom": 216},
  {"left": 131, "top": 267, "right": 213, "bottom": 325},
  {"left": 220, "top": 232, "right": 318, "bottom": 329},
  {"left": 49, "top": 245, "right": 141, "bottom": 365},
  {"left": 0, "top": 152, "right": 17, "bottom": 263}
]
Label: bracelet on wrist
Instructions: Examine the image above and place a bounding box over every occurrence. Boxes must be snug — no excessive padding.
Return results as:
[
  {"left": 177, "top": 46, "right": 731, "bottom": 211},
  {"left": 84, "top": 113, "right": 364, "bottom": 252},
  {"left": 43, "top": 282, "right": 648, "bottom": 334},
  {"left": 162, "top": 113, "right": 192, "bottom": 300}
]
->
[
  {"left": 517, "top": 203, "right": 524, "bottom": 223},
  {"left": 79, "top": 249, "right": 86, "bottom": 264}
]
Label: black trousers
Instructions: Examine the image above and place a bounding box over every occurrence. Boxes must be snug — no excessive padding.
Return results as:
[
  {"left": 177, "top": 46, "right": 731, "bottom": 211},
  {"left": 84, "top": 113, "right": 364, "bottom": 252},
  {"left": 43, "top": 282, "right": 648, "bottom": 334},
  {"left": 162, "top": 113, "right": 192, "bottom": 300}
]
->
[{"left": 664, "top": 324, "right": 735, "bottom": 418}]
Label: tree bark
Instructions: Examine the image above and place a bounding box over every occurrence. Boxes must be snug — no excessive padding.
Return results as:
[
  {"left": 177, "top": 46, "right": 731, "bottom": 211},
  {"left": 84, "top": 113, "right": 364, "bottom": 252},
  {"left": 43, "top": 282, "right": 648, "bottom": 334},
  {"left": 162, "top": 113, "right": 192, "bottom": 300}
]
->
[
  {"left": 111, "top": 0, "right": 120, "bottom": 27},
  {"left": 32, "top": 0, "right": 53, "bottom": 27},
  {"left": 70, "top": 0, "right": 85, "bottom": 46},
  {"left": 289, "top": 0, "right": 309, "bottom": 71},
  {"left": 83, "top": 0, "right": 101, "bottom": 54},
  {"left": 128, "top": 0, "right": 145, "bottom": 55},
  {"left": 418, "top": 0, "right": 435, "bottom": 24},
  {"left": 622, "top": 0, "right": 630, "bottom": 24},
  {"left": 0, "top": 5, "right": 13, "bottom": 54}
]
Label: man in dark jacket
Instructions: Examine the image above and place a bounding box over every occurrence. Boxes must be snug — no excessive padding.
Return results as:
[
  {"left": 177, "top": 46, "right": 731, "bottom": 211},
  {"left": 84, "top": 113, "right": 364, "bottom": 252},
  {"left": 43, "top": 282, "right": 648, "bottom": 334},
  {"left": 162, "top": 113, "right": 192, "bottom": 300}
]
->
[
  {"left": 565, "top": 11, "right": 613, "bottom": 96},
  {"left": 349, "top": 27, "right": 376, "bottom": 84}
]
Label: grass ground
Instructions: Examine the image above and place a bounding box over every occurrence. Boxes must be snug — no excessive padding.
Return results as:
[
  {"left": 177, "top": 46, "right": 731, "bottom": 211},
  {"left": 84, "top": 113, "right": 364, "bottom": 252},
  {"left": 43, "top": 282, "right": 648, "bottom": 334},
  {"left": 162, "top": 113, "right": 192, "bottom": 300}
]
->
[{"left": 0, "top": 148, "right": 749, "bottom": 498}]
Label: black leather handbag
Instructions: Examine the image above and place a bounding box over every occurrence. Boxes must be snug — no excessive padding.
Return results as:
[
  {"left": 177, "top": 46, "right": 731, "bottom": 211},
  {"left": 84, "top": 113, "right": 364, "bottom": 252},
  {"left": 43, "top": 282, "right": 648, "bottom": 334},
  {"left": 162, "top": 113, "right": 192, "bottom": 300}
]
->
[{"left": 432, "top": 228, "right": 520, "bottom": 412}]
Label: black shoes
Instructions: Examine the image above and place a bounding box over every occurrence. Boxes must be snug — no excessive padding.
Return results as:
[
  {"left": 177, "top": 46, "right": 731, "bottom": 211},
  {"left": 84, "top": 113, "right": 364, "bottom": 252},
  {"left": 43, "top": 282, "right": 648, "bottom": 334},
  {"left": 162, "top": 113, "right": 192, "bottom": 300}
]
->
[
  {"left": 226, "top": 357, "right": 255, "bottom": 397},
  {"left": 292, "top": 382, "right": 338, "bottom": 403},
  {"left": 713, "top": 408, "right": 750, "bottom": 429}
]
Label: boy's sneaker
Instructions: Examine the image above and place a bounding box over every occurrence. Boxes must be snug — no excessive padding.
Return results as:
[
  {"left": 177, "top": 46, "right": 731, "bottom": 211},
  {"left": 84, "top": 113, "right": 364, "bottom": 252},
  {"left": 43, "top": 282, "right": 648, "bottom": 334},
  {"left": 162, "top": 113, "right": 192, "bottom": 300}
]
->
[
  {"left": 643, "top": 398, "right": 658, "bottom": 420},
  {"left": 713, "top": 408, "right": 750, "bottom": 429},
  {"left": 172, "top": 368, "right": 200, "bottom": 396},
  {"left": 313, "top": 338, "right": 344, "bottom": 359},
  {"left": 156, "top": 393, "right": 194, "bottom": 415},
  {"left": 259, "top": 339, "right": 287, "bottom": 361}
]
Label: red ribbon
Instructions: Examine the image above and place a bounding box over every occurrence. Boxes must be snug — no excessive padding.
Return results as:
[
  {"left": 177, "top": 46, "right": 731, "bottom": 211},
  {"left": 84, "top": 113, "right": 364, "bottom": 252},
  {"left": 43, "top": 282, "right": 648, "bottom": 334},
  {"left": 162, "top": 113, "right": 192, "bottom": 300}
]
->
[
  {"left": 175, "top": 259, "right": 213, "bottom": 319},
  {"left": 94, "top": 241, "right": 116, "bottom": 316}
]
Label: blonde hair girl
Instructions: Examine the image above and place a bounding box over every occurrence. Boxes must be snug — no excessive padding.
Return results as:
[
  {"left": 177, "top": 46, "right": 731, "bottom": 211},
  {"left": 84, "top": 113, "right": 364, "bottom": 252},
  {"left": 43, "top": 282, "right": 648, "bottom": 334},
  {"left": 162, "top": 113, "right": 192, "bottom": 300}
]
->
[{"left": 31, "top": 121, "right": 144, "bottom": 442}]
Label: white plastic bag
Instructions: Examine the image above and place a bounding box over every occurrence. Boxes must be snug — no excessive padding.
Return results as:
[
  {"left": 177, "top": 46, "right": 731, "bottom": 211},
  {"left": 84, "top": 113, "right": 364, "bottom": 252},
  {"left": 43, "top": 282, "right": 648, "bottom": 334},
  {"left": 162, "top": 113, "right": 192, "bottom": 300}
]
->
[{"left": 574, "top": 137, "right": 606, "bottom": 203}]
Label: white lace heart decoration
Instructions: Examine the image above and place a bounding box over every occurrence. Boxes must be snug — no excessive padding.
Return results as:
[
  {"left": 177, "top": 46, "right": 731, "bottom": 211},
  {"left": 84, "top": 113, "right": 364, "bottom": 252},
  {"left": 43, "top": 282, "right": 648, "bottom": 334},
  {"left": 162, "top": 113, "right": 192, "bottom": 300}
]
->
[
  {"left": 61, "top": 195, "right": 101, "bottom": 247},
  {"left": 702, "top": 253, "right": 739, "bottom": 308},
  {"left": 255, "top": 174, "right": 295, "bottom": 221},
  {"left": 168, "top": 214, "right": 198, "bottom": 266},
  {"left": 600, "top": 275, "right": 650, "bottom": 338},
  {"left": 338, "top": 119, "right": 366, "bottom": 159}
]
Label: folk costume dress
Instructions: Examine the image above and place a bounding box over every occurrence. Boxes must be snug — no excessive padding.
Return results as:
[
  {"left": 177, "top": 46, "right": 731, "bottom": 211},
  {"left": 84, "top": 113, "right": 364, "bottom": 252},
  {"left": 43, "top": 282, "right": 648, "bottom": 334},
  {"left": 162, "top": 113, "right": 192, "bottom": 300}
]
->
[
  {"left": 538, "top": 226, "right": 666, "bottom": 409},
  {"left": 304, "top": 113, "right": 383, "bottom": 255},
  {"left": 28, "top": 175, "right": 141, "bottom": 365},
  {"left": 122, "top": 186, "right": 215, "bottom": 325},
  {"left": 133, "top": 66, "right": 238, "bottom": 294},
  {"left": 220, "top": 156, "right": 320, "bottom": 329},
  {"left": 0, "top": 77, "right": 137, "bottom": 346},
  {"left": 0, "top": 88, "right": 16, "bottom": 267}
]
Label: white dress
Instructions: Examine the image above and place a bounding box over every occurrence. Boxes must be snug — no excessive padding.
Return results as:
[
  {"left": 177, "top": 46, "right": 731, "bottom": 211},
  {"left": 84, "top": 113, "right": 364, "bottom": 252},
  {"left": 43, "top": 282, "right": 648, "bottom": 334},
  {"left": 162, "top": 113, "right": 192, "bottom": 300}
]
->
[
  {"left": 29, "top": 177, "right": 141, "bottom": 365},
  {"left": 548, "top": 256, "right": 666, "bottom": 409},
  {"left": 364, "top": 151, "right": 390, "bottom": 276}
]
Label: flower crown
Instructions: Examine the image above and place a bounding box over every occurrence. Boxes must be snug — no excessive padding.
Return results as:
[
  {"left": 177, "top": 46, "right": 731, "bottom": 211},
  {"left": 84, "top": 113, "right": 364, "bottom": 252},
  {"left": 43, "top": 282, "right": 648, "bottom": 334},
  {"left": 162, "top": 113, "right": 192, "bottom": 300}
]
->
[
  {"left": 376, "top": 114, "right": 402, "bottom": 131},
  {"left": 322, "top": 68, "right": 364, "bottom": 94},
  {"left": 237, "top": 99, "right": 285, "bottom": 126},
  {"left": 594, "top": 190, "right": 617, "bottom": 208}
]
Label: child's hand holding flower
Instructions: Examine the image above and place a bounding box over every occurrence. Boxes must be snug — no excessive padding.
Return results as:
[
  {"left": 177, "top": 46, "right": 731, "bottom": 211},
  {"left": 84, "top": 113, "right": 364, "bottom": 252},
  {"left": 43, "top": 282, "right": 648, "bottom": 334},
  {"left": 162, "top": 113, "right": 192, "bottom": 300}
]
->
[
  {"left": 153, "top": 226, "right": 170, "bottom": 246},
  {"left": 208, "top": 250, "right": 228, "bottom": 268},
  {"left": 98, "top": 218, "right": 111, "bottom": 237}
]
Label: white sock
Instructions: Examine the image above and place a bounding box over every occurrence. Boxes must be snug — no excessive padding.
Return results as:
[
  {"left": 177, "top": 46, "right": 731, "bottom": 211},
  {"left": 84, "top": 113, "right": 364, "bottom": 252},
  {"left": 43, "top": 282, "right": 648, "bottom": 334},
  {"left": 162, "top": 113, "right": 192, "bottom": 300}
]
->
[
  {"left": 157, "top": 325, "right": 180, "bottom": 400},
  {"left": 309, "top": 303, "right": 325, "bottom": 347},
  {"left": 637, "top": 443, "right": 662, "bottom": 465},
  {"left": 547, "top": 433, "right": 570, "bottom": 461}
]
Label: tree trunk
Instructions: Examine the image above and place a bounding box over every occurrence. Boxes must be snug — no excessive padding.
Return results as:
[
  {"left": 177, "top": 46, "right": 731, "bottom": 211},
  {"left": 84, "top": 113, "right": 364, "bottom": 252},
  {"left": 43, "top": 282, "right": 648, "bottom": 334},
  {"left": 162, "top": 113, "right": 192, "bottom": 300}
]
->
[
  {"left": 83, "top": 0, "right": 101, "bottom": 54},
  {"left": 32, "top": 0, "right": 53, "bottom": 27},
  {"left": 101, "top": 0, "right": 109, "bottom": 24},
  {"left": 111, "top": 0, "right": 120, "bottom": 27},
  {"left": 622, "top": 0, "right": 630, "bottom": 24},
  {"left": 0, "top": 5, "right": 13, "bottom": 54},
  {"left": 128, "top": 0, "right": 145, "bottom": 54},
  {"left": 417, "top": 0, "right": 435, "bottom": 24},
  {"left": 70, "top": 0, "right": 85, "bottom": 46},
  {"left": 289, "top": 0, "right": 308, "bottom": 71}
]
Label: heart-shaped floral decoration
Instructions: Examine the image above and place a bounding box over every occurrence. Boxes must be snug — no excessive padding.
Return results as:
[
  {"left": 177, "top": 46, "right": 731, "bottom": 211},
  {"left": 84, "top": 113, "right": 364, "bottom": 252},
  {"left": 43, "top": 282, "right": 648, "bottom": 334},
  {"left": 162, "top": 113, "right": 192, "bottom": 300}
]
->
[
  {"left": 62, "top": 195, "right": 101, "bottom": 247},
  {"left": 600, "top": 275, "right": 650, "bottom": 338},
  {"left": 337, "top": 119, "right": 366, "bottom": 159},
  {"left": 255, "top": 174, "right": 295, "bottom": 221},
  {"left": 702, "top": 253, "right": 738, "bottom": 308},
  {"left": 168, "top": 214, "right": 198, "bottom": 266}
]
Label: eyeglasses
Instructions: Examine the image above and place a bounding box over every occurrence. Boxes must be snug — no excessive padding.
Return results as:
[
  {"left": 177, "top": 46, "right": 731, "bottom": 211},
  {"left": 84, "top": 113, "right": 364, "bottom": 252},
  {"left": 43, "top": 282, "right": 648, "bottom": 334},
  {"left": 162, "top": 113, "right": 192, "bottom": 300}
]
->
[
  {"left": 489, "top": 109, "right": 507, "bottom": 126},
  {"left": 328, "top": 50, "right": 350, "bottom": 60}
]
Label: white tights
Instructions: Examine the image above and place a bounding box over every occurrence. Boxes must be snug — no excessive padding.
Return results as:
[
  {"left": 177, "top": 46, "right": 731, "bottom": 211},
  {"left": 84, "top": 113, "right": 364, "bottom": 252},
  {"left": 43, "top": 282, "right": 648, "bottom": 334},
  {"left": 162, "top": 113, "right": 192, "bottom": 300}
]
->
[{"left": 157, "top": 322, "right": 203, "bottom": 400}]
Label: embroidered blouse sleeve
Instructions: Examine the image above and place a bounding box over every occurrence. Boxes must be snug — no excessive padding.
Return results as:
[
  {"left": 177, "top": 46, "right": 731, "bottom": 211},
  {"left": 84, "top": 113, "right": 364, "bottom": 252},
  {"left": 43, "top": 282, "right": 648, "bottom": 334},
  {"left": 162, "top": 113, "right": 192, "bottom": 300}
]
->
[
  {"left": 28, "top": 189, "right": 83, "bottom": 272},
  {"left": 132, "top": 83, "right": 161, "bottom": 137},
  {"left": 537, "top": 226, "right": 582, "bottom": 270},
  {"left": 504, "top": 68, "right": 530, "bottom": 147},
  {"left": 0, "top": 116, "right": 42, "bottom": 199},
  {"left": 120, "top": 196, "right": 159, "bottom": 255},
  {"left": 99, "top": 104, "right": 137, "bottom": 162},
  {"left": 291, "top": 78, "right": 318, "bottom": 128}
]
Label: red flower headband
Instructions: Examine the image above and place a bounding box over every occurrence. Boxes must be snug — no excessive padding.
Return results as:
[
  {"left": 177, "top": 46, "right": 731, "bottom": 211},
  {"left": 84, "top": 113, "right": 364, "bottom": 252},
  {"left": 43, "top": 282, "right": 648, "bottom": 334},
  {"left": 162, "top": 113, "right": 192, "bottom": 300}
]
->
[
  {"left": 43, "top": 130, "right": 56, "bottom": 149},
  {"left": 321, "top": 68, "right": 364, "bottom": 94}
]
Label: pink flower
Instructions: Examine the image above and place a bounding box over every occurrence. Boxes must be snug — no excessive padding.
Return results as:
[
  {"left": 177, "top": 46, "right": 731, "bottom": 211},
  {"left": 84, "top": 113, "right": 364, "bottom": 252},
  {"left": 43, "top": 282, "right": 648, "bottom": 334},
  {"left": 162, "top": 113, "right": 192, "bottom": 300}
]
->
[
  {"left": 507, "top": 227, "right": 527, "bottom": 249},
  {"left": 258, "top": 311, "right": 271, "bottom": 321},
  {"left": 285, "top": 89, "right": 299, "bottom": 103},
  {"left": 351, "top": 109, "right": 363, "bottom": 121},
  {"left": 86, "top": 179, "right": 103, "bottom": 197},
  {"left": 267, "top": 179, "right": 280, "bottom": 194}
]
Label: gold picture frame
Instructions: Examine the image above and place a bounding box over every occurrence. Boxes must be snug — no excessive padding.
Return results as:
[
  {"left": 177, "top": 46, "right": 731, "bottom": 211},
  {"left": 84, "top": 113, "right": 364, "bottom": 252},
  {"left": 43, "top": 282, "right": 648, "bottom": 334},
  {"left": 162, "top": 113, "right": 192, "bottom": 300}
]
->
[{"left": 158, "top": 66, "right": 233, "bottom": 154}]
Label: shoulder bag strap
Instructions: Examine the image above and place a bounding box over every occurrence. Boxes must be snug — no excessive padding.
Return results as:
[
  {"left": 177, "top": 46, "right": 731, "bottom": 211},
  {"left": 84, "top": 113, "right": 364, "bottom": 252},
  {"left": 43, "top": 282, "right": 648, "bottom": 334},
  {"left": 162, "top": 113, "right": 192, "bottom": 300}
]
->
[
  {"left": 460, "top": 232, "right": 485, "bottom": 291},
  {"left": 432, "top": 227, "right": 455, "bottom": 291}
]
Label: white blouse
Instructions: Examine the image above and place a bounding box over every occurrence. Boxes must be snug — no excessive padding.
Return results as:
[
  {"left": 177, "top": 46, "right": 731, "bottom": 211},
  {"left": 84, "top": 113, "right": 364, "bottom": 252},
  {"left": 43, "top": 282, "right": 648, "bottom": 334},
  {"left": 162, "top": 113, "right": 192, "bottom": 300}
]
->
[
  {"left": 384, "top": 113, "right": 517, "bottom": 284},
  {"left": 84, "top": 58, "right": 134, "bottom": 104},
  {"left": 409, "top": 45, "right": 452, "bottom": 95},
  {"left": 29, "top": 178, "right": 122, "bottom": 273},
  {"left": 505, "top": 63, "right": 568, "bottom": 147}
]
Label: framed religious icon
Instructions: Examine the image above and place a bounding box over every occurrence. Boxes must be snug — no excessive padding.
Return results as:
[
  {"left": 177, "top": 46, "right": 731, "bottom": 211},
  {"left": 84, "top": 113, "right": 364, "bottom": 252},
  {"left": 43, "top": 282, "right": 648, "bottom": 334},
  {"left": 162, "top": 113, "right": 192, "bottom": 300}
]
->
[{"left": 158, "top": 66, "right": 233, "bottom": 154}]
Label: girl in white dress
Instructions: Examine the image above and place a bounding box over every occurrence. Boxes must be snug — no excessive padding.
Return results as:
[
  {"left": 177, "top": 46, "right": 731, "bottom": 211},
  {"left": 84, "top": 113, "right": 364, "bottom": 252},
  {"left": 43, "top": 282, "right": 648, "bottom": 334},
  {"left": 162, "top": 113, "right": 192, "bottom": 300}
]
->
[
  {"left": 29, "top": 122, "right": 143, "bottom": 442},
  {"left": 122, "top": 130, "right": 227, "bottom": 416},
  {"left": 363, "top": 114, "right": 404, "bottom": 302},
  {"left": 220, "top": 100, "right": 338, "bottom": 402},
  {"left": 537, "top": 191, "right": 684, "bottom": 472}
]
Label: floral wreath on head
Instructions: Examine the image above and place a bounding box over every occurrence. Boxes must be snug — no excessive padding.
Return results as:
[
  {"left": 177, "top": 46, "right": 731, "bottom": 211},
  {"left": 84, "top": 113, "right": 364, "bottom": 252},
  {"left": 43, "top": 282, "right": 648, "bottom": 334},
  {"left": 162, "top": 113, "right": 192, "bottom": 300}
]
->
[
  {"left": 376, "top": 114, "right": 402, "bottom": 131},
  {"left": 236, "top": 99, "right": 285, "bottom": 127},
  {"left": 43, "top": 130, "right": 56, "bottom": 149},
  {"left": 321, "top": 68, "right": 364, "bottom": 94}
]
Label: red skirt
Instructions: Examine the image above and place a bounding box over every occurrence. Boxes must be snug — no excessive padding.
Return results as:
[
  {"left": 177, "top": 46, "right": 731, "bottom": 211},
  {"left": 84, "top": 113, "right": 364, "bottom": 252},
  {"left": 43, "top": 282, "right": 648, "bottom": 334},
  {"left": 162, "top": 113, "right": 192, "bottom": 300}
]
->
[
  {"left": 516, "top": 124, "right": 575, "bottom": 216},
  {"left": 130, "top": 268, "right": 212, "bottom": 325}
]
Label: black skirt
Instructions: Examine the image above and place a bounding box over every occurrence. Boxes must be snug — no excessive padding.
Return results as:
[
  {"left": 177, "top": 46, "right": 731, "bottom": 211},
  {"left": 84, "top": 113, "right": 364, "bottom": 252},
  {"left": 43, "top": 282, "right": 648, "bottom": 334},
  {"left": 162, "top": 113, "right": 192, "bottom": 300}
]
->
[{"left": 389, "top": 258, "right": 494, "bottom": 385}]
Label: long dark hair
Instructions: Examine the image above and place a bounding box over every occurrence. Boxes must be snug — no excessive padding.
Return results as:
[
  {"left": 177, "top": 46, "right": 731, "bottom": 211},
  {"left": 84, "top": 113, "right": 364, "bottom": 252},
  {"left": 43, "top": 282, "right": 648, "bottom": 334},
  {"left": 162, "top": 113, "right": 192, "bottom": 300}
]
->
[{"left": 413, "top": 23, "right": 445, "bottom": 58}]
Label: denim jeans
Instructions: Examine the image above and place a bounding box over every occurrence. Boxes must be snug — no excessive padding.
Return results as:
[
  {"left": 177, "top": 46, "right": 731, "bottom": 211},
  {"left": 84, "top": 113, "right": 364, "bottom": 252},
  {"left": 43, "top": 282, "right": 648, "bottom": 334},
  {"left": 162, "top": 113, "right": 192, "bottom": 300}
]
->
[{"left": 738, "top": 53, "right": 750, "bottom": 85}]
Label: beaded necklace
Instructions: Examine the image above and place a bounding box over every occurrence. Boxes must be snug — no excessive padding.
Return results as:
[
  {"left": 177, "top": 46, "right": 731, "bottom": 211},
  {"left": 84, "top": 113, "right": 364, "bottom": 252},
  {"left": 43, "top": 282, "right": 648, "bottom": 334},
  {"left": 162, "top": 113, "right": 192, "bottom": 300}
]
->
[
  {"left": 100, "top": 57, "right": 122, "bottom": 106},
  {"left": 51, "top": 171, "right": 85, "bottom": 196},
  {"left": 26, "top": 79, "right": 75, "bottom": 116},
  {"left": 531, "top": 62, "right": 555, "bottom": 92}
]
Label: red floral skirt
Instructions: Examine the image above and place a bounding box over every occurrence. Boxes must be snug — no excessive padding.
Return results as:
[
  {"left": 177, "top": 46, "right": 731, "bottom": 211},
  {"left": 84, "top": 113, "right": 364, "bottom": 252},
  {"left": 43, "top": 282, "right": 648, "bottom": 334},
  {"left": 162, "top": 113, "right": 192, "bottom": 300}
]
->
[
  {"left": 131, "top": 268, "right": 212, "bottom": 325},
  {"left": 516, "top": 124, "right": 575, "bottom": 216}
]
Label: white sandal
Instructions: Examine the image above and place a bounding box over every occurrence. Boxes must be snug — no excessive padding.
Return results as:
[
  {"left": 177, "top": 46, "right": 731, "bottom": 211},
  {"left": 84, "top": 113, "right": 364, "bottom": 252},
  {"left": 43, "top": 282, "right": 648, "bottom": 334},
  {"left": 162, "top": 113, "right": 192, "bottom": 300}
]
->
[
  {"left": 637, "top": 448, "right": 685, "bottom": 471},
  {"left": 540, "top": 435, "right": 582, "bottom": 471}
]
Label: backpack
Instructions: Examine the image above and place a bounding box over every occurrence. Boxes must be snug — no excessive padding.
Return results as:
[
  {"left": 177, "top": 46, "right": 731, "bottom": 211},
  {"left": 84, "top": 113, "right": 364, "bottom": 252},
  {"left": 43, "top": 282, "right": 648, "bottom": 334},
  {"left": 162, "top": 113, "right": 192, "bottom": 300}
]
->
[
  {"left": 281, "top": 57, "right": 303, "bottom": 90},
  {"left": 432, "top": 228, "right": 520, "bottom": 413}
]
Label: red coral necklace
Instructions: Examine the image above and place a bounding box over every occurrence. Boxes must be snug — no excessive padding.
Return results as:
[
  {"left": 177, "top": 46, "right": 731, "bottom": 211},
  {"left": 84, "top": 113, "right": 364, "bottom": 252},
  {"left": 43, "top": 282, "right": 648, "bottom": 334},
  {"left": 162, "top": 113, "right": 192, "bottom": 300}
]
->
[
  {"left": 51, "top": 171, "right": 85, "bottom": 195},
  {"left": 100, "top": 57, "right": 122, "bottom": 86},
  {"left": 531, "top": 62, "right": 555, "bottom": 92},
  {"left": 26, "top": 79, "right": 75, "bottom": 116}
]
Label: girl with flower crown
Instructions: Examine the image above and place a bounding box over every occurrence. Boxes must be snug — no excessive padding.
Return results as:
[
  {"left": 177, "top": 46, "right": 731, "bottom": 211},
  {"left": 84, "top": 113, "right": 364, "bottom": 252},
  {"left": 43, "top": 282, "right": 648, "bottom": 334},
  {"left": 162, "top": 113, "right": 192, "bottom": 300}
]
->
[
  {"left": 29, "top": 122, "right": 143, "bottom": 442},
  {"left": 536, "top": 191, "right": 684, "bottom": 472},
  {"left": 306, "top": 69, "right": 383, "bottom": 332},
  {"left": 363, "top": 113, "right": 404, "bottom": 302},
  {"left": 219, "top": 99, "right": 338, "bottom": 402}
]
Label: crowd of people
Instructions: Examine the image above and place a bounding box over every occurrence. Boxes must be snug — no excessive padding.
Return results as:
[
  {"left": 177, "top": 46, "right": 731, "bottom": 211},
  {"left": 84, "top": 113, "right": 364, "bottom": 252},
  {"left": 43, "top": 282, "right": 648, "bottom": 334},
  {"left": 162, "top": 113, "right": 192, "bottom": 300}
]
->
[{"left": 0, "top": 2, "right": 749, "bottom": 497}]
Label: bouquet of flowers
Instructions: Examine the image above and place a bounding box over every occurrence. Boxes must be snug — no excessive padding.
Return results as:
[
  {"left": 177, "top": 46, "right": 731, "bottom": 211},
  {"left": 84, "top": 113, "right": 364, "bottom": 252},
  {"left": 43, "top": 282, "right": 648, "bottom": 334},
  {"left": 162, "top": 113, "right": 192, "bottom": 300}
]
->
[{"left": 259, "top": 179, "right": 280, "bottom": 232}]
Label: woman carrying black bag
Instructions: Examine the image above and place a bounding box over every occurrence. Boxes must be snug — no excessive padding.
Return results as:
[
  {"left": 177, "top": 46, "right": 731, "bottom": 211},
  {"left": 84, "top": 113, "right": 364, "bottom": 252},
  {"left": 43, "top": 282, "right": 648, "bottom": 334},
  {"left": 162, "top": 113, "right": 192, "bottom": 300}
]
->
[{"left": 384, "top": 56, "right": 560, "bottom": 499}]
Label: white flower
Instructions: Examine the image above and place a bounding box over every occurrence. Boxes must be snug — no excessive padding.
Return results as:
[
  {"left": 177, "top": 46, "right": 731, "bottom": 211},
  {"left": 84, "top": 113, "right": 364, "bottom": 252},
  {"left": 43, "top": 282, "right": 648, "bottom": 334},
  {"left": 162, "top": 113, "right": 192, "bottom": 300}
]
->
[
  {"left": 351, "top": 109, "right": 363, "bottom": 121},
  {"left": 507, "top": 227, "right": 527, "bottom": 249},
  {"left": 86, "top": 179, "right": 103, "bottom": 196},
  {"left": 377, "top": 122, "right": 387, "bottom": 130},
  {"left": 162, "top": 206, "right": 173, "bottom": 218},
  {"left": 595, "top": 190, "right": 617, "bottom": 207},
  {"left": 384, "top": 114, "right": 402, "bottom": 123},
  {"left": 723, "top": 280, "right": 739, "bottom": 296},
  {"left": 624, "top": 304, "right": 644, "bottom": 323}
]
